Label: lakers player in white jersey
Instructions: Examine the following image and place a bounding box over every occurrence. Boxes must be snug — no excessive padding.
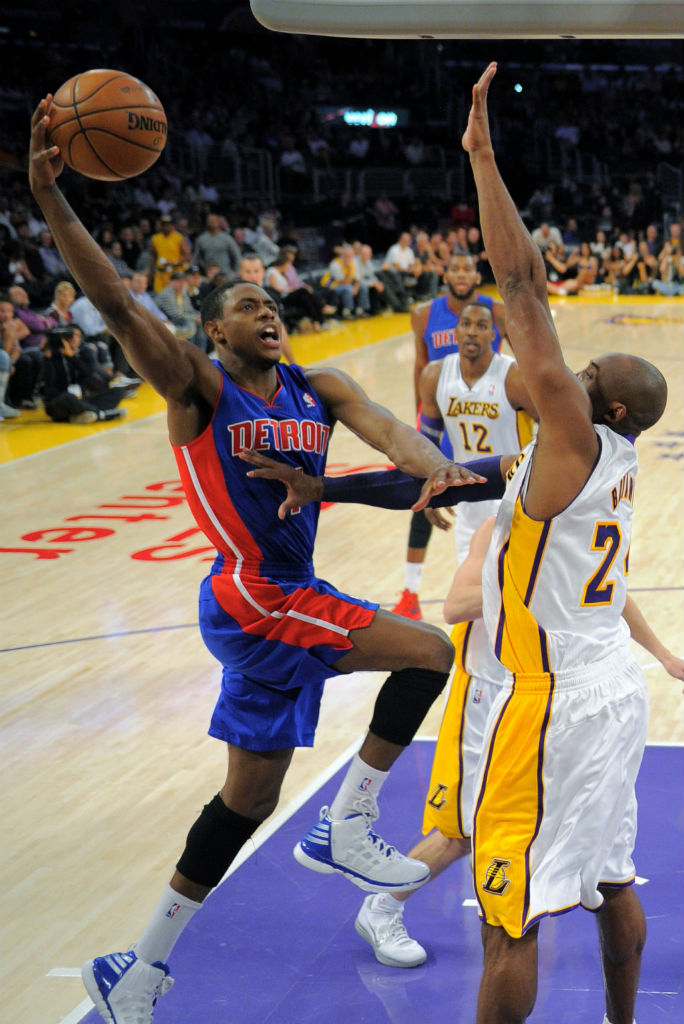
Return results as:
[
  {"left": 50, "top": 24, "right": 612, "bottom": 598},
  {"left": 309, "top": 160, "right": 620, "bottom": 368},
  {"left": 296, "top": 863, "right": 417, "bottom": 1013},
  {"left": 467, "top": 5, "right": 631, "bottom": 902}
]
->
[
  {"left": 464, "top": 64, "right": 668, "bottom": 1024},
  {"left": 418, "top": 301, "right": 536, "bottom": 562},
  {"left": 353, "top": 310, "right": 537, "bottom": 966}
]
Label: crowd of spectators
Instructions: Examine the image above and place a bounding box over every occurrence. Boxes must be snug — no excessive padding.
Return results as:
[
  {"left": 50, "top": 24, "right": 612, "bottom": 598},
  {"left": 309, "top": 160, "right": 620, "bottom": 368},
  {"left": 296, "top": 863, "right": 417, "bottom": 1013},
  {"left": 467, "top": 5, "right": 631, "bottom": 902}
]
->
[{"left": 1, "top": 16, "right": 682, "bottom": 424}]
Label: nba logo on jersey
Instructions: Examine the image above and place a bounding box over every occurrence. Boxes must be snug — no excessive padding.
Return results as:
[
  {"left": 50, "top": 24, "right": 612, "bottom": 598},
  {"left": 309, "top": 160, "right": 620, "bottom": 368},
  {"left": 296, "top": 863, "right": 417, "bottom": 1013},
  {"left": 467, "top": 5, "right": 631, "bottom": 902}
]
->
[
  {"left": 489, "top": 384, "right": 496, "bottom": 395},
  {"left": 472, "top": 688, "right": 483, "bottom": 704},
  {"left": 303, "top": 392, "right": 316, "bottom": 408}
]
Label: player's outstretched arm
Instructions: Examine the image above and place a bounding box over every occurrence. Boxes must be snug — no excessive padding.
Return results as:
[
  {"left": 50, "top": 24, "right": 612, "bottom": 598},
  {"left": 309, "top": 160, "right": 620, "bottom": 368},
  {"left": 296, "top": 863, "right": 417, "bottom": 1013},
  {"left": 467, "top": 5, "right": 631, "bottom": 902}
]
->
[
  {"left": 240, "top": 450, "right": 504, "bottom": 519},
  {"left": 622, "top": 595, "right": 684, "bottom": 689},
  {"left": 28, "top": 97, "right": 198, "bottom": 402},
  {"left": 462, "top": 65, "right": 594, "bottom": 451},
  {"left": 443, "top": 517, "right": 496, "bottom": 624}
]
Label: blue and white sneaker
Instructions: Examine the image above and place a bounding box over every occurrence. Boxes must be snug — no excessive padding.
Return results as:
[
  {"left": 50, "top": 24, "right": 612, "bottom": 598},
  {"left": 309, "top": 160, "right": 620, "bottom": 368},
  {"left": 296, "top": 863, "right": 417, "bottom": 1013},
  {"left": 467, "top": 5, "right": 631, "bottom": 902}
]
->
[
  {"left": 81, "top": 950, "right": 174, "bottom": 1024},
  {"left": 293, "top": 800, "right": 430, "bottom": 893}
]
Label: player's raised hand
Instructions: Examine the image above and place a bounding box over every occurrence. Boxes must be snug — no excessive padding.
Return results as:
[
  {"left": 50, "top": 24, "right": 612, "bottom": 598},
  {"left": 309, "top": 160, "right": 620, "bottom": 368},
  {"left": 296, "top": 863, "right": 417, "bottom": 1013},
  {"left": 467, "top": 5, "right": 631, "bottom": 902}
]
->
[
  {"left": 239, "top": 449, "right": 323, "bottom": 519},
  {"left": 462, "top": 62, "right": 497, "bottom": 156},
  {"left": 29, "top": 96, "right": 64, "bottom": 192},
  {"left": 412, "top": 461, "right": 487, "bottom": 512}
]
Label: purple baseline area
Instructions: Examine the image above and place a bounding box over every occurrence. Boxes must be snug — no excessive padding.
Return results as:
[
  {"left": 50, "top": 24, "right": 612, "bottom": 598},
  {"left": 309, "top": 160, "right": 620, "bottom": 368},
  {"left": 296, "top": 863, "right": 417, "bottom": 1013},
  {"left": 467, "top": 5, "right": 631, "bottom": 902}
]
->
[{"left": 78, "top": 743, "right": 683, "bottom": 1024}]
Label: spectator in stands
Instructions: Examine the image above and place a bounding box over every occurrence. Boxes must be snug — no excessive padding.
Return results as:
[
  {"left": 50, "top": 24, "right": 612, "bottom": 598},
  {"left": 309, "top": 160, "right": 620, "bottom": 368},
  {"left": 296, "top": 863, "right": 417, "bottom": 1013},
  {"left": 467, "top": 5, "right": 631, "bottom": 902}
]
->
[
  {"left": 192, "top": 212, "right": 242, "bottom": 279},
  {"left": 265, "top": 248, "right": 326, "bottom": 332},
  {"left": 385, "top": 231, "right": 435, "bottom": 300},
  {"left": 413, "top": 232, "right": 441, "bottom": 299},
  {"left": 531, "top": 221, "right": 563, "bottom": 252},
  {"left": 636, "top": 241, "right": 658, "bottom": 291},
  {"left": 155, "top": 271, "right": 202, "bottom": 344},
  {"left": 602, "top": 244, "right": 639, "bottom": 290},
  {"left": 42, "top": 325, "right": 129, "bottom": 425},
  {"left": 651, "top": 242, "right": 684, "bottom": 296},
  {"left": 590, "top": 229, "right": 611, "bottom": 267},
  {"left": 321, "top": 243, "right": 371, "bottom": 319},
  {"left": 118, "top": 225, "right": 142, "bottom": 271},
  {"left": 0, "top": 345, "right": 19, "bottom": 420},
  {"left": 371, "top": 193, "right": 400, "bottom": 251},
  {"left": 105, "top": 241, "right": 135, "bottom": 279},
  {"left": 543, "top": 241, "right": 583, "bottom": 296},
  {"left": 0, "top": 289, "right": 43, "bottom": 409},
  {"left": 45, "top": 280, "right": 76, "bottom": 326},
  {"left": 37, "top": 228, "right": 68, "bottom": 281},
  {"left": 150, "top": 214, "right": 191, "bottom": 293},
  {"left": 357, "top": 244, "right": 407, "bottom": 313},
  {"left": 125, "top": 271, "right": 173, "bottom": 328}
]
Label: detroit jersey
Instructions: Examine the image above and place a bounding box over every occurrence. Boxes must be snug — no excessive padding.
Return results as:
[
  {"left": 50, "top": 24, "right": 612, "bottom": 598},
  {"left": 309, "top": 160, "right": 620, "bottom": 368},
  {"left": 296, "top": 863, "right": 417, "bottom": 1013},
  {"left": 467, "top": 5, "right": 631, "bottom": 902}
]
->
[
  {"left": 173, "top": 361, "right": 331, "bottom": 574},
  {"left": 482, "top": 425, "right": 635, "bottom": 674},
  {"left": 424, "top": 293, "right": 502, "bottom": 361},
  {"left": 436, "top": 352, "right": 534, "bottom": 560}
]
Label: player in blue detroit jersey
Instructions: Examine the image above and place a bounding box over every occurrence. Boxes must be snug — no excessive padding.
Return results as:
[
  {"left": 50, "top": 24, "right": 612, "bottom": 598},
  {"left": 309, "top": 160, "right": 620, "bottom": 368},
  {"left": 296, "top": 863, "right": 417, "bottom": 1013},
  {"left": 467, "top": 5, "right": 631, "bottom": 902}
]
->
[
  {"left": 394, "top": 252, "right": 509, "bottom": 620},
  {"left": 29, "top": 95, "right": 485, "bottom": 1024}
]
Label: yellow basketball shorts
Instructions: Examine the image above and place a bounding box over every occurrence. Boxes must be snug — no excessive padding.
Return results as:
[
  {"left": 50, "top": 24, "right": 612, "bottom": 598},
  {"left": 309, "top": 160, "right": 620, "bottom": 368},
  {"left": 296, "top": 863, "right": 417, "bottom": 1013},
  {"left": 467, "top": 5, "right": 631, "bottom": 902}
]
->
[
  {"left": 472, "top": 646, "right": 647, "bottom": 938},
  {"left": 423, "top": 661, "right": 502, "bottom": 840}
]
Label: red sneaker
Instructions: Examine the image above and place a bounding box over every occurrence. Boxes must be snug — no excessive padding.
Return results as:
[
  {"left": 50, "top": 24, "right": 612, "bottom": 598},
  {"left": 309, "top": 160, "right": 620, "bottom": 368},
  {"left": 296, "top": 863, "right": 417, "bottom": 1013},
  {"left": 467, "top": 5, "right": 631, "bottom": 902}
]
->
[{"left": 391, "top": 589, "right": 422, "bottom": 620}]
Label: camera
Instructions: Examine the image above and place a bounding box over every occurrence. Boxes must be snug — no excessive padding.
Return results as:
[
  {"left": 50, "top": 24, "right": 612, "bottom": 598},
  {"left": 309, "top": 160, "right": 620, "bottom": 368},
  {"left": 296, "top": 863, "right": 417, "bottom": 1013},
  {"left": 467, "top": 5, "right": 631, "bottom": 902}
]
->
[{"left": 46, "top": 325, "right": 75, "bottom": 352}]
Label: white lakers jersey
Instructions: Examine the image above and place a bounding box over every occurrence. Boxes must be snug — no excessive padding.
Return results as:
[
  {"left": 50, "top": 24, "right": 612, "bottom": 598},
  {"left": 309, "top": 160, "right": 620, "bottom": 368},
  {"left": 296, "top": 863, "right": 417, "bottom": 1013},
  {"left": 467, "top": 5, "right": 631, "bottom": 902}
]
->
[
  {"left": 436, "top": 352, "right": 534, "bottom": 561},
  {"left": 482, "top": 425, "right": 635, "bottom": 674},
  {"left": 454, "top": 617, "right": 505, "bottom": 686}
]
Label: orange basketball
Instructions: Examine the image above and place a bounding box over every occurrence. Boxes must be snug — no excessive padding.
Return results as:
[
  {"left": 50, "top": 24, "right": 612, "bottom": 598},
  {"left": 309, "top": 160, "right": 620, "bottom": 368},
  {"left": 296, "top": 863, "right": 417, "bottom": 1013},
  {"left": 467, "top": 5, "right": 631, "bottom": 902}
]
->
[{"left": 48, "top": 69, "right": 167, "bottom": 182}]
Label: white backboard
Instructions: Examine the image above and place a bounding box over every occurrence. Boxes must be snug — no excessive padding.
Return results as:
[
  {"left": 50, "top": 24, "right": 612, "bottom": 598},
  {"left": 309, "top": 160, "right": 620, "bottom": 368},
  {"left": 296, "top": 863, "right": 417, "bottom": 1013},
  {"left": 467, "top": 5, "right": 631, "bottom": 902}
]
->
[{"left": 250, "top": 0, "right": 684, "bottom": 39}]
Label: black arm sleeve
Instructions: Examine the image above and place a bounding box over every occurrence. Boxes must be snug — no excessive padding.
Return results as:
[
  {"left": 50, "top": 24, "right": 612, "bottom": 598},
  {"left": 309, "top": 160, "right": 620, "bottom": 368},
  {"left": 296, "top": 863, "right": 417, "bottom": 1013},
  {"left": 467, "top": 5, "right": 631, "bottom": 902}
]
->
[{"left": 321, "top": 457, "right": 505, "bottom": 510}]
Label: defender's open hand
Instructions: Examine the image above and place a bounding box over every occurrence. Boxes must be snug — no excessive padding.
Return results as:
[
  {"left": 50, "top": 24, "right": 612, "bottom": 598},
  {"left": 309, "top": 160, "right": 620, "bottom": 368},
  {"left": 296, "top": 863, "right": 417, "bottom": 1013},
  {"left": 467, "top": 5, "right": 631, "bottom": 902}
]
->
[
  {"left": 239, "top": 449, "right": 323, "bottom": 519},
  {"left": 462, "top": 62, "right": 497, "bottom": 156},
  {"left": 412, "top": 462, "right": 487, "bottom": 512}
]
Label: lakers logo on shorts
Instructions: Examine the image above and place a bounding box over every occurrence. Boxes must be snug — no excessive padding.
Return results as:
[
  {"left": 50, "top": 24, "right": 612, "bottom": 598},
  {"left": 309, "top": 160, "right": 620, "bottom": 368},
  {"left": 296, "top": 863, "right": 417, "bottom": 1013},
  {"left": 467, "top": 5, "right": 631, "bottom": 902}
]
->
[
  {"left": 482, "top": 858, "right": 512, "bottom": 895},
  {"left": 427, "top": 782, "right": 449, "bottom": 810}
]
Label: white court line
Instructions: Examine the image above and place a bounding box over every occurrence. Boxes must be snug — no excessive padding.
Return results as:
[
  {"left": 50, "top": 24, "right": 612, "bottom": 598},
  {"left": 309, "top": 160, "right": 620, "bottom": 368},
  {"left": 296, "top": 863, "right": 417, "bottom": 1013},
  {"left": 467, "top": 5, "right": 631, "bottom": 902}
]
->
[
  {"left": 59, "top": 997, "right": 94, "bottom": 1024},
  {"left": 47, "top": 968, "right": 82, "bottom": 977}
]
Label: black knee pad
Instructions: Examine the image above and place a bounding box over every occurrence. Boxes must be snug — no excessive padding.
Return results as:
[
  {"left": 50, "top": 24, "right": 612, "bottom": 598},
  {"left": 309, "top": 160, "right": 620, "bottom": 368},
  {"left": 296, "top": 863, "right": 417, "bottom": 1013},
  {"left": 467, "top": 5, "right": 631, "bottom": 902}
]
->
[
  {"left": 408, "top": 509, "right": 433, "bottom": 549},
  {"left": 369, "top": 667, "right": 449, "bottom": 747},
  {"left": 176, "top": 794, "right": 260, "bottom": 889}
]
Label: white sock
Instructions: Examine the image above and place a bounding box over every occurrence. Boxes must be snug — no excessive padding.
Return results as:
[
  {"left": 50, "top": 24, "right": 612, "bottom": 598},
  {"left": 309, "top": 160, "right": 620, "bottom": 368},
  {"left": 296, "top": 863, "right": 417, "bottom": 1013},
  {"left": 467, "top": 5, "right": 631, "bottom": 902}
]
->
[
  {"left": 404, "top": 563, "right": 423, "bottom": 593},
  {"left": 370, "top": 892, "right": 405, "bottom": 914},
  {"left": 329, "top": 753, "right": 389, "bottom": 820},
  {"left": 134, "top": 884, "right": 202, "bottom": 964}
]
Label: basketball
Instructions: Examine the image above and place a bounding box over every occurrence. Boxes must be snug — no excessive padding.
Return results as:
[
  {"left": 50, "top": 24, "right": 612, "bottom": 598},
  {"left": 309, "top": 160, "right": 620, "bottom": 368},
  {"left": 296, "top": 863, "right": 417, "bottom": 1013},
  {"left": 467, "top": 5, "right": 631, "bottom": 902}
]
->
[{"left": 48, "top": 69, "right": 167, "bottom": 182}]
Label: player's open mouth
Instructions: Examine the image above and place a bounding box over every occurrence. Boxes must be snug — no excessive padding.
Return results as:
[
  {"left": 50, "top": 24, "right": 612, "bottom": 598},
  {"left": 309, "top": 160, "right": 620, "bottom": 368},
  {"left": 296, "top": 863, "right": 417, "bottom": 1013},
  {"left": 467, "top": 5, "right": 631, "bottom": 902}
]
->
[{"left": 260, "top": 326, "right": 279, "bottom": 343}]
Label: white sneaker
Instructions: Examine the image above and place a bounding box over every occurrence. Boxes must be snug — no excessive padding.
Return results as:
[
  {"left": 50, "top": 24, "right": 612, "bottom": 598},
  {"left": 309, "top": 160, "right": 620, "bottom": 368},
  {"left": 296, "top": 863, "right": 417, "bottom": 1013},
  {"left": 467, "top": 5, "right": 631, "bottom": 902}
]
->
[
  {"left": 81, "top": 950, "right": 174, "bottom": 1023},
  {"left": 355, "top": 894, "right": 427, "bottom": 967},
  {"left": 294, "top": 796, "right": 430, "bottom": 893}
]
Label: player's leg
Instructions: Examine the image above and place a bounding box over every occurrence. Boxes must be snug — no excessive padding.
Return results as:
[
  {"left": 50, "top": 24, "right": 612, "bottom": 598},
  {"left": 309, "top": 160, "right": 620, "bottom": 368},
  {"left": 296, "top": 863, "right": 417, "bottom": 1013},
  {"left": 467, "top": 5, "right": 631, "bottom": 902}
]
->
[
  {"left": 295, "top": 611, "right": 452, "bottom": 892},
  {"left": 476, "top": 923, "right": 539, "bottom": 1024},
  {"left": 596, "top": 884, "right": 645, "bottom": 1024},
  {"left": 393, "top": 510, "right": 432, "bottom": 619},
  {"left": 82, "top": 744, "right": 293, "bottom": 1024},
  {"left": 355, "top": 832, "right": 470, "bottom": 967}
]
